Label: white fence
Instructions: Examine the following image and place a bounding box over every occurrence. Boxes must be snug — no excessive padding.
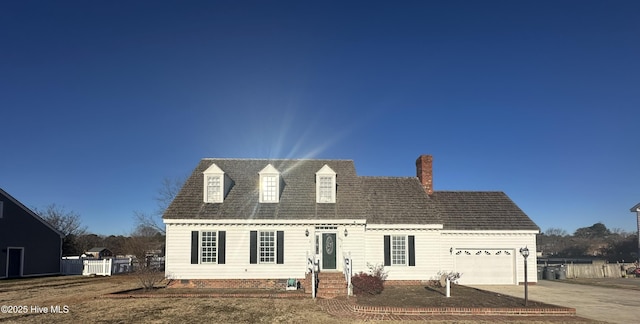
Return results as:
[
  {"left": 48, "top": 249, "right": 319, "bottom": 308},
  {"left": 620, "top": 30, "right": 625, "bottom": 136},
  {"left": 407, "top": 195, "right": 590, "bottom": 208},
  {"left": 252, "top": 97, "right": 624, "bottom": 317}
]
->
[{"left": 61, "top": 257, "right": 133, "bottom": 276}]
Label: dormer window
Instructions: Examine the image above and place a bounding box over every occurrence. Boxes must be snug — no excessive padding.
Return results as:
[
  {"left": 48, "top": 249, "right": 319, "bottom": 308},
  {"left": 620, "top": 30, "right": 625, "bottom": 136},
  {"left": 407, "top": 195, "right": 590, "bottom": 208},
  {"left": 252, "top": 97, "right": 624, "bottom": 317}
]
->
[
  {"left": 259, "top": 164, "right": 280, "bottom": 203},
  {"left": 203, "top": 163, "right": 225, "bottom": 203},
  {"left": 316, "top": 164, "right": 336, "bottom": 203}
]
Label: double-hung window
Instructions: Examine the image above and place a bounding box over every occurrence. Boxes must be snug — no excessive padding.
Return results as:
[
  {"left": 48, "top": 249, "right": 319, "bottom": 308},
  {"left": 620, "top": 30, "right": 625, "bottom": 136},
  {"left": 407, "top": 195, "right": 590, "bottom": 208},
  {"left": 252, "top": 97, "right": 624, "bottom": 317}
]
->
[
  {"left": 259, "top": 164, "right": 280, "bottom": 203},
  {"left": 202, "top": 163, "right": 225, "bottom": 203},
  {"left": 318, "top": 176, "right": 333, "bottom": 203},
  {"left": 391, "top": 235, "right": 406, "bottom": 265},
  {"left": 206, "top": 176, "right": 221, "bottom": 203},
  {"left": 259, "top": 231, "right": 276, "bottom": 263},
  {"left": 200, "top": 231, "right": 217, "bottom": 263},
  {"left": 191, "top": 230, "right": 226, "bottom": 264},
  {"left": 384, "top": 235, "right": 415, "bottom": 267},
  {"left": 262, "top": 176, "right": 277, "bottom": 203},
  {"left": 316, "top": 164, "right": 336, "bottom": 203},
  {"left": 250, "top": 230, "right": 284, "bottom": 264}
]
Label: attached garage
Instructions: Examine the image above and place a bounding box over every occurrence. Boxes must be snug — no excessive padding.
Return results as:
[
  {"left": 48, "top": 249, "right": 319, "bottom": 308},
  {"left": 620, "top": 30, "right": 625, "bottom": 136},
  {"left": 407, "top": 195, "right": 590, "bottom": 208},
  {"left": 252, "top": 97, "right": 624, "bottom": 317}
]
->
[{"left": 454, "top": 248, "right": 516, "bottom": 285}]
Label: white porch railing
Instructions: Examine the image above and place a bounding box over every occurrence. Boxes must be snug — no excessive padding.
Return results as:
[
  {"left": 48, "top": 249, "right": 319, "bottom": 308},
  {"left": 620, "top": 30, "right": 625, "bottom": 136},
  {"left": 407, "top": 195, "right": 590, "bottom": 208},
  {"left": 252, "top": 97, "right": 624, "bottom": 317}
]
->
[
  {"left": 343, "top": 253, "right": 353, "bottom": 296},
  {"left": 307, "top": 253, "right": 318, "bottom": 299}
]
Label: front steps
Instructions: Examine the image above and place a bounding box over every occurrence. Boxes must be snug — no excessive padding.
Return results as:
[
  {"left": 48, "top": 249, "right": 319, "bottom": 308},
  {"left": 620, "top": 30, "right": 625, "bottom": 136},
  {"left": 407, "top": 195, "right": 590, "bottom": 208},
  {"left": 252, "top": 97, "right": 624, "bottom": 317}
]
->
[{"left": 316, "top": 271, "right": 347, "bottom": 299}]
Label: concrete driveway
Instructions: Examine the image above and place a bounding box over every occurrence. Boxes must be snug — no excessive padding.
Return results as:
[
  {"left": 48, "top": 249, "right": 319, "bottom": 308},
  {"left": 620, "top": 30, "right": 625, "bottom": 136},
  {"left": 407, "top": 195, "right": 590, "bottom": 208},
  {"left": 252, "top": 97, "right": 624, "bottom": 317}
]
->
[{"left": 471, "top": 279, "right": 640, "bottom": 324}]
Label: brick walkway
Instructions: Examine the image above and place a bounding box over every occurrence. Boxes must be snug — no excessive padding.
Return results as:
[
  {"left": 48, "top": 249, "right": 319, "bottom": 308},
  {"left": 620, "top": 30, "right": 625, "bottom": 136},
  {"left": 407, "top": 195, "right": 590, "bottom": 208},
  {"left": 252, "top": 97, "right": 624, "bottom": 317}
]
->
[{"left": 317, "top": 299, "right": 595, "bottom": 322}]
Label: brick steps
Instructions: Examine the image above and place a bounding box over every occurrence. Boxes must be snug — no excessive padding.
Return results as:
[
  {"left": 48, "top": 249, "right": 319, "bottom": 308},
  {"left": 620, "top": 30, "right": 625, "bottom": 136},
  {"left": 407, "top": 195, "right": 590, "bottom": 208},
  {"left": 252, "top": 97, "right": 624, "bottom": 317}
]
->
[{"left": 316, "top": 272, "right": 347, "bottom": 299}]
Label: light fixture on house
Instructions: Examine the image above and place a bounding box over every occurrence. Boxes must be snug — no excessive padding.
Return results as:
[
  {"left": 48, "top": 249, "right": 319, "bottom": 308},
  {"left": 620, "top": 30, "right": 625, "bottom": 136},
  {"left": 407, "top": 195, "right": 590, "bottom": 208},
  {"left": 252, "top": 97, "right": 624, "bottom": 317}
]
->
[
  {"left": 344, "top": 228, "right": 348, "bottom": 237},
  {"left": 305, "top": 229, "right": 309, "bottom": 237}
]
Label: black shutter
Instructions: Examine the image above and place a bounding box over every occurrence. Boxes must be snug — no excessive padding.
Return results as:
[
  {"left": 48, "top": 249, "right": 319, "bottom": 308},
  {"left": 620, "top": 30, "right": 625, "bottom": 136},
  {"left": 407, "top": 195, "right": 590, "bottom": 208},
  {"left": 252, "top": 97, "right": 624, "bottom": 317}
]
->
[
  {"left": 408, "top": 235, "right": 415, "bottom": 266},
  {"left": 249, "top": 231, "right": 257, "bottom": 264},
  {"left": 218, "top": 231, "right": 226, "bottom": 264},
  {"left": 383, "top": 235, "right": 391, "bottom": 266},
  {"left": 191, "top": 231, "right": 199, "bottom": 264},
  {"left": 276, "top": 231, "right": 284, "bottom": 264}
]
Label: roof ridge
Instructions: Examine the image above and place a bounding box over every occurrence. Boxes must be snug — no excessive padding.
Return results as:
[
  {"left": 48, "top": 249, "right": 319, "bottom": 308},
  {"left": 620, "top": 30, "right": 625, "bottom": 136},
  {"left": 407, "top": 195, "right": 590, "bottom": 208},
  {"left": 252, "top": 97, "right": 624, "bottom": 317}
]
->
[
  {"left": 202, "top": 158, "right": 354, "bottom": 161},
  {"left": 360, "top": 176, "right": 418, "bottom": 180},
  {"left": 435, "top": 190, "right": 505, "bottom": 193}
]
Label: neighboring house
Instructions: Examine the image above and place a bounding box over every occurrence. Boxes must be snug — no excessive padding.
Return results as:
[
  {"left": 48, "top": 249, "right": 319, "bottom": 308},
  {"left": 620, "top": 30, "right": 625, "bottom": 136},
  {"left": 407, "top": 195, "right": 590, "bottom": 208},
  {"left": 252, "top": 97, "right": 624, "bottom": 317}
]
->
[
  {"left": 0, "top": 188, "right": 64, "bottom": 278},
  {"left": 85, "top": 247, "right": 114, "bottom": 259},
  {"left": 163, "top": 155, "right": 539, "bottom": 292}
]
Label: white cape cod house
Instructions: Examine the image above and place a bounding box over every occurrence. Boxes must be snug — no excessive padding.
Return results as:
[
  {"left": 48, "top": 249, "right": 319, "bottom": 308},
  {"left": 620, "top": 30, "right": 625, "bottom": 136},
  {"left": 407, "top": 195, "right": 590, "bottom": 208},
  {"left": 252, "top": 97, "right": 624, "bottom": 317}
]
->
[{"left": 163, "top": 155, "right": 539, "bottom": 295}]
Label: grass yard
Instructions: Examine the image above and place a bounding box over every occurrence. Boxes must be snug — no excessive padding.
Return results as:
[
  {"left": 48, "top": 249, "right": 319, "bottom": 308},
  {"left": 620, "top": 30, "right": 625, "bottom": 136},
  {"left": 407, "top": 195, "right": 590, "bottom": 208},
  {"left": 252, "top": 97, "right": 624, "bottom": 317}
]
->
[{"left": 0, "top": 275, "right": 596, "bottom": 323}]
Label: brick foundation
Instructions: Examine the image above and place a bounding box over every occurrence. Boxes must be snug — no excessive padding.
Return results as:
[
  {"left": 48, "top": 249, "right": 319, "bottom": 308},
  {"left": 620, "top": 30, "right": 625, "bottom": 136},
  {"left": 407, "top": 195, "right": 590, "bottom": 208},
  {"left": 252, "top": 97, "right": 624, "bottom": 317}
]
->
[
  {"left": 167, "top": 278, "right": 302, "bottom": 290},
  {"left": 385, "top": 280, "right": 432, "bottom": 286}
]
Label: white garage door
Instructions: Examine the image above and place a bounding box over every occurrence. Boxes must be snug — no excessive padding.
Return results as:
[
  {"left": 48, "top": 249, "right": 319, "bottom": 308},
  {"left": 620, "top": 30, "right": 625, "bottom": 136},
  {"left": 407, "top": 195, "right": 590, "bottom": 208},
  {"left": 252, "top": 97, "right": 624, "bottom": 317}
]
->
[{"left": 454, "top": 249, "right": 515, "bottom": 285}]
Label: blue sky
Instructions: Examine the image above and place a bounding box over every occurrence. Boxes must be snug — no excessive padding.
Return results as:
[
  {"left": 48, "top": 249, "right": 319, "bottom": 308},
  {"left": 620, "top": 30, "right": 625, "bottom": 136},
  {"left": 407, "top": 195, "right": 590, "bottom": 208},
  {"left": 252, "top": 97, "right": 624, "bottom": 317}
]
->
[{"left": 1, "top": 1, "right": 638, "bottom": 236}]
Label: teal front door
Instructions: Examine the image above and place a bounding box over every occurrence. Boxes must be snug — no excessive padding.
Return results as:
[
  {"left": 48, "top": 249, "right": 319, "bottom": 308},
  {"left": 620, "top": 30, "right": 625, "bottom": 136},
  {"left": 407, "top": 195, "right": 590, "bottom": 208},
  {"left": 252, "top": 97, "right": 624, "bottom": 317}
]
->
[{"left": 322, "top": 233, "right": 337, "bottom": 270}]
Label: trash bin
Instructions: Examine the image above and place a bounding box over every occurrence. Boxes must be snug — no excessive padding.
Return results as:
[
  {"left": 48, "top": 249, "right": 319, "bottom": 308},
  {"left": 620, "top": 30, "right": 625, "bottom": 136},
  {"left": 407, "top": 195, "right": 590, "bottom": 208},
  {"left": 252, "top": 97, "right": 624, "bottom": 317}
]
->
[
  {"left": 556, "top": 265, "right": 567, "bottom": 280},
  {"left": 537, "top": 266, "right": 544, "bottom": 280},
  {"left": 544, "top": 266, "right": 556, "bottom": 280}
]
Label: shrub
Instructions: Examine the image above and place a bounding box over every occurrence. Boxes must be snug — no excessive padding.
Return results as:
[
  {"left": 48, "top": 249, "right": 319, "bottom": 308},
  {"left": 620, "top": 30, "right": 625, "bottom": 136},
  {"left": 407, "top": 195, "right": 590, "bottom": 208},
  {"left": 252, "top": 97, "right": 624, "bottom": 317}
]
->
[
  {"left": 135, "top": 266, "right": 165, "bottom": 291},
  {"left": 351, "top": 272, "right": 384, "bottom": 295},
  {"left": 434, "top": 271, "right": 462, "bottom": 287},
  {"left": 351, "top": 263, "right": 388, "bottom": 295}
]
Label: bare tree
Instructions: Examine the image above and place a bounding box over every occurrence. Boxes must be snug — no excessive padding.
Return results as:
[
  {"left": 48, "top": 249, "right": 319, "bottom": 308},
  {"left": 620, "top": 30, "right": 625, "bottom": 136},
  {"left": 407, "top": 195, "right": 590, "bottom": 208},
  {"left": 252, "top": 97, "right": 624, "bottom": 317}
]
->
[
  {"left": 544, "top": 228, "right": 568, "bottom": 237},
  {"left": 35, "top": 204, "right": 87, "bottom": 237},
  {"left": 126, "top": 224, "right": 166, "bottom": 290},
  {"left": 34, "top": 204, "right": 88, "bottom": 255},
  {"left": 134, "top": 176, "right": 186, "bottom": 234}
]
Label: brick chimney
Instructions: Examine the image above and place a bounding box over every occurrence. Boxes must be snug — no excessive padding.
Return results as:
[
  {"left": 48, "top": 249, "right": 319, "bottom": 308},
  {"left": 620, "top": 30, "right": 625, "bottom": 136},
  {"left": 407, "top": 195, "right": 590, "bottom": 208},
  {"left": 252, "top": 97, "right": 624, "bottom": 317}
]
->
[{"left": 416, "top": 155, "right": 433, "bottom": 195}]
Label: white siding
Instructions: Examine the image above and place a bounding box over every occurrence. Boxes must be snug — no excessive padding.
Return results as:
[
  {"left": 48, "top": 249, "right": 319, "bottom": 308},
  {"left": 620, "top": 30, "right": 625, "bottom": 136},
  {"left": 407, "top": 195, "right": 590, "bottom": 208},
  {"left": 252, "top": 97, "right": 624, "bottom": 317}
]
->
[
  {"left": 165, "top": 223, "right": 313, "bottom": 280},
  {"left": 339, "top": 224, "right": 366, "bottom": 273},
  {"left": 364, "top": 228, "right": 442, "bottom": 281},
  {"left": 166, "top": 223, "right": 537, "bottom": 285}
]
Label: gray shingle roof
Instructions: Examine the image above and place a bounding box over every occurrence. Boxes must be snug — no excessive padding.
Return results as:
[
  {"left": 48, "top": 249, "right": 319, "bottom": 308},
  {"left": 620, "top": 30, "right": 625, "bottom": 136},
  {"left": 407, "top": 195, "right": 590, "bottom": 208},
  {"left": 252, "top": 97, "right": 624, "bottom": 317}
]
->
[
  {"left": 164, "top": 159, "right": 367, "bottom": 221},
  {"left": 361, "top": 177, "right": 441, "bottom": 224},
  {"left": 164, "top": 159, "right": 539, "bottom": 231},
  {"left": 431, "top": 191, "right": 539, "bottom": 231}
]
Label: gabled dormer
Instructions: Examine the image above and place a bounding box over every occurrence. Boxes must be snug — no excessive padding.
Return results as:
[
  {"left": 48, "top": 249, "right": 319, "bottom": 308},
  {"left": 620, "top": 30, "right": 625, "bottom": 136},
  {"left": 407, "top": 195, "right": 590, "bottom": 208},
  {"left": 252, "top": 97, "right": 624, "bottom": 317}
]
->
[
  {"left": 316, "top": 164, "right": 336, "bottom": 203},
  {"left": 259, "top": 164, "right": 280, "bottom": 203},
  {"left": 203, "top": 163, "right": 226, "bottom": 203}
]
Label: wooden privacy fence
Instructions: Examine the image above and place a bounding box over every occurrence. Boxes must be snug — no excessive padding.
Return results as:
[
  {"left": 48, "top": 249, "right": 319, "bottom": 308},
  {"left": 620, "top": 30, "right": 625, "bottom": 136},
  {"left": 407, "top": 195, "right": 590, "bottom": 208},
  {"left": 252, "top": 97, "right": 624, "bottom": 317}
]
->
[
  {"left": 538, "top": 262, "right": 633, "bottom": 280},
  {"left": 564, "top": 263, "right": 627, "bottom": 279}
]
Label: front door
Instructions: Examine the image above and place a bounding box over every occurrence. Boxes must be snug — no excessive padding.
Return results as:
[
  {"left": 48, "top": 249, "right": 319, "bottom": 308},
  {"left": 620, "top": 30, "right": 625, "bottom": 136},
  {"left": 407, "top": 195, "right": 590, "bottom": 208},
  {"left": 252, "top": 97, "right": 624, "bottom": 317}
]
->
[
  {"left": 322, "top": 233, "right": 336, "bottom": 270},
  {"left": 7, "top": 248, "right": 22, "bottom": 278}
]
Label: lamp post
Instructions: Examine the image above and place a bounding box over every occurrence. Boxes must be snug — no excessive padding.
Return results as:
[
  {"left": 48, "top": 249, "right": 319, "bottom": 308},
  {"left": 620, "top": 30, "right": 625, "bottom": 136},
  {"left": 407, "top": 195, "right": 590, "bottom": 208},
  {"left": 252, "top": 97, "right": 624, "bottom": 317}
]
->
[{"left": 520, "top": 246, "right": 530, "bottom": 306}]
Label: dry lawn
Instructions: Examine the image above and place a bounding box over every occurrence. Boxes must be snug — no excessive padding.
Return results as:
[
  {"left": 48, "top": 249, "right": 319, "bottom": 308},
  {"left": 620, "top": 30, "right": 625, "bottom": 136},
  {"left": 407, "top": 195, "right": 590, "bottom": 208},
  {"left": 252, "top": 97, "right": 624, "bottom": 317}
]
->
[
  {"left": 0, "top": 275, "right": 336, "bottom": 324},
  {"left": 0, "top": 275, "right": 597, "bottom": 323}
]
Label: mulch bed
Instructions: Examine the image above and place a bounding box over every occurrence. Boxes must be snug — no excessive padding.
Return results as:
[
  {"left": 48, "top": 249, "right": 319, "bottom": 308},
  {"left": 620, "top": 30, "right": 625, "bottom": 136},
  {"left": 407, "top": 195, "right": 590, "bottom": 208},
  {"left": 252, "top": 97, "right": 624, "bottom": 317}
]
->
[{"left": 355, "top": 285, "right": 562, "bottom": 309}]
